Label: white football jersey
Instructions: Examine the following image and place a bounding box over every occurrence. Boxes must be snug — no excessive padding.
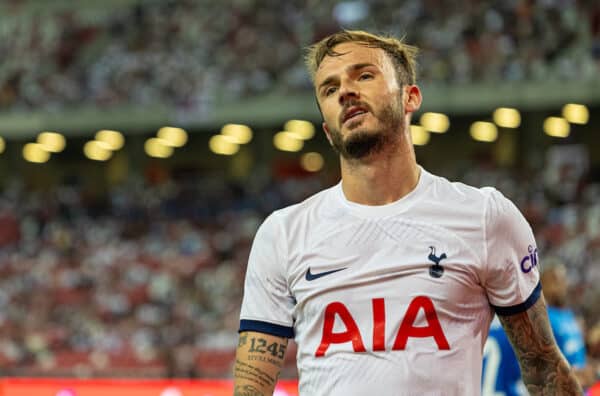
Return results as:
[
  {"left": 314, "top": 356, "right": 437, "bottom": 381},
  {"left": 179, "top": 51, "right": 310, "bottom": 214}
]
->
[{"left": 239, "top": 167, "right": 540, "bottom": 396}]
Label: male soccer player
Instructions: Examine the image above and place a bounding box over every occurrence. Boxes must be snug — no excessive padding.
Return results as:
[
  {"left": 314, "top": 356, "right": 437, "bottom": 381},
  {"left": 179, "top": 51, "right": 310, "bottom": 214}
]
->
[{"left": 234, "top": 30, "right": 582, "bottom": 395}]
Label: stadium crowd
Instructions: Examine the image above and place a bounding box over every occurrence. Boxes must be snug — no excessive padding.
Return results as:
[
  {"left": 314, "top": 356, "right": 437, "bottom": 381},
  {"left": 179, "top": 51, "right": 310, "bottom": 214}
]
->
[
  {"left": 1, "top": 0, "right": 600, "bottom": 112},
  {"left": 1, "top": 0, "right": 599, "bottom": 389},
  {"left": 0, "top": 170, "right": 323, "bottom": 377},
  {"left": 0, "top": 160, "right": 598, "bottom": 380}
]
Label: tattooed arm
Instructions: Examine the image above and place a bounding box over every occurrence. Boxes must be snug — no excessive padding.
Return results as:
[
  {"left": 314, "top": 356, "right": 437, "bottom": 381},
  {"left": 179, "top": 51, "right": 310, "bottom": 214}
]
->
[
  {"left": 233, "top": 331, "right": 288, "bottom": 396},
  {"left": 498, "top": 295, "right": 583, "bottom": 395}
]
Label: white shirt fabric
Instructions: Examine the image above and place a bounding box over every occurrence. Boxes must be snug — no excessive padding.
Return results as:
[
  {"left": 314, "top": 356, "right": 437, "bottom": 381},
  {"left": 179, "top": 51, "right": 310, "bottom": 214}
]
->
[{"left": 239, "top": 167, "right": 541, "bottom": 396}]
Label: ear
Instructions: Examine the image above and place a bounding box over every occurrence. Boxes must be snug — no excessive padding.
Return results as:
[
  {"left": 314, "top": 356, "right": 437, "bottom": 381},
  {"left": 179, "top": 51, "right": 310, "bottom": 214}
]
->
[
  {"left": 322, "top": 122, "right": 333, "bottom": 145},
  {"left": 404, "top": 85, "right": 422, "bottom": 114}
]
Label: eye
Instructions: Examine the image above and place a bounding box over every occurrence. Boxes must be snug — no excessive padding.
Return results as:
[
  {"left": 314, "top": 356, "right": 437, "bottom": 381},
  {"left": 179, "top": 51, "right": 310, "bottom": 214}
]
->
[
  {"left": 324, "top": 86, "right": 338, "bottom": 97},
  {"left": 358, "top": 73, "right": 374, "bottom": 81}
]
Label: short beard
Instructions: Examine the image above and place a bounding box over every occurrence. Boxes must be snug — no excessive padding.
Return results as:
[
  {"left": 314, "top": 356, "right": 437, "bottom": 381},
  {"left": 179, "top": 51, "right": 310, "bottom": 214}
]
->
[
  {"left": 329, "top": 101, "right": 403, "bottom": 160},
  {"left": 332, "top": 131, "right": 386, "bottom": 160}
]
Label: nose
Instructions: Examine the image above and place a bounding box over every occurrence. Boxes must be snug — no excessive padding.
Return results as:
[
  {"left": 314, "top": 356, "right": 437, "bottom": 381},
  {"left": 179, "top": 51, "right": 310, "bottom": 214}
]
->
[{"left": 338, "top": 79, "right": 359, "bottom": 105}]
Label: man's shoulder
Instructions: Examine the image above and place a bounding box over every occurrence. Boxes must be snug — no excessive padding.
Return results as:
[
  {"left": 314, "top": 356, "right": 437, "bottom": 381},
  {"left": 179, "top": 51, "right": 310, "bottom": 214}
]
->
[
  {"left": 419, "top": 170, "right": 524, "bottom": 240},
  {"left": 271, "top": 183, "right": 340, "bottom": 222},
  {"left": 425, "top": 170, "right": 501, "bottom": 209}
]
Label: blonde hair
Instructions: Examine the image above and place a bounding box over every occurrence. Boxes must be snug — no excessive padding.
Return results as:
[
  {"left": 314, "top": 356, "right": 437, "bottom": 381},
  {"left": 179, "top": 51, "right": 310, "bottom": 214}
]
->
[{"left": 304, "top": 30, "right": 419, "bottom": 86}]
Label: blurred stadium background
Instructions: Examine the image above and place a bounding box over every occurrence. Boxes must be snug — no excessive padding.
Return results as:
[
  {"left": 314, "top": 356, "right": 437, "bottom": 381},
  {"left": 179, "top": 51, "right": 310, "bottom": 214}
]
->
[{"left": 0, "top": 0, "right": 599, "bottom": 394}]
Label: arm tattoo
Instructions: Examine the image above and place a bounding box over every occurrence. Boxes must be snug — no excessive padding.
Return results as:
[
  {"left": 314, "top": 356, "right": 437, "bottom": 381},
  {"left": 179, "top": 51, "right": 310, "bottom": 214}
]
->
[
  {"left": 238, "top": 332, "right": 248, "bottom": 347},
  {"left": 234, "top": 333, "right": 288, "bottom": 395},
  {"left": 233, "top": 384, "right": 262, "bottom": 396},
  {"left": 498, "top": 297, "right": 583, "bottom": 395},
  {"left": 245, "top": 336, "right": 287, "bottom": 364},
  {"left": 234, "top": 358, "right": 278, "bottom": 389}
]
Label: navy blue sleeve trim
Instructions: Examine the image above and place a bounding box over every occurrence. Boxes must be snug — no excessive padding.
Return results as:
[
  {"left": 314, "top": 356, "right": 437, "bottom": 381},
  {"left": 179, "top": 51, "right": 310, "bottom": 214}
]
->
[
  {"left": 239, "top": 319, "right": 294, "bottom": 338},
  {"left": 492, "top": 281, "right": 542, "bottom": 316}
]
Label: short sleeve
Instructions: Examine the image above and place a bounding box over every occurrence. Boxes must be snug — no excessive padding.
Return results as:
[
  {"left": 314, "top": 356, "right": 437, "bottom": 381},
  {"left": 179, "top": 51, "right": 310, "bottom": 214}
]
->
[
  {"left": 482, "top": 188, "right": 541, "bottom": 316},
  {"left": 239, "top": 212, "right": 295, "bottom": 338}
]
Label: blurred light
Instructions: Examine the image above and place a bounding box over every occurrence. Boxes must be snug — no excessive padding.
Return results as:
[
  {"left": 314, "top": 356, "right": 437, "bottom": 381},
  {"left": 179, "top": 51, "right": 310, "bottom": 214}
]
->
[
  {"left": 55, "top": 390, "right": 76, "bottom": 396},
  {"left": 300, "top": 152, "right": 324, "bottom": 172},
  {"left": 95, "top": 130, "right": 124, "bottom": 150},
  {"left": 145, "top": 138, "right": 174, "bottom": 158},
  {"left": 209, "top": 134, "right": 240, "bottom": 155},
  {"left": 159, "top": 387, "right": 183, "bottom": 396},
  {"left": 273, "top": 131, "right": 304, "bottom": 152},
  {"left": 470, "top": 121, "right": 498, "bottom": 142},
  {"left": 333, "top": 1, "right": 369, "bottom": 25},
  {"left": 493, "top": 107, "right": 521, "bottom": 128},
  {"left": 410, "top": 125, "right": 430, "bottom": 146},
  {"left": 84, "top": 141, "right": 113, "bottom": 161},
  {"left": 157, "top": 126, "right": 188, "bottom": 147},
  {"left": 543, "top": 117, "right": 570, "bottom": 138},
  {"left": 37, "top": 132, "right": 66, "bottom": 153},
  {"left": 284, "top": 120, "right": 315, "bottom": 140},
  {"left": 419, "top": 112, "right": 449, "bottom": 133},
  {"left": 23, "top": 143, "right": 50, "bottom": 163},
  {"left": 221, "top": 124, "right": 253, "bottom": 144},
  {"left": 0, "top": 137, "right": 5, "bottom": 154},
  {"left": 562, "top": 104, "right": 589, "bottom": 125}
]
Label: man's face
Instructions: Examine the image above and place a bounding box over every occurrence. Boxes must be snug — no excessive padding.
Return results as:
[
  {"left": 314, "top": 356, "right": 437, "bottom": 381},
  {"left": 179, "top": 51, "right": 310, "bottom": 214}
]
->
[{"left": 314, "top": 42, "right": 405, "bottom": 159}]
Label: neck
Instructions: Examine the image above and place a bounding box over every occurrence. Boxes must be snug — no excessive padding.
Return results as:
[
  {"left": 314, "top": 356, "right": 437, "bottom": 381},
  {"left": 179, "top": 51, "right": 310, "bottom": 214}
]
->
[{"left": 339, "top": 132, "right": 420, "bottom": 205}]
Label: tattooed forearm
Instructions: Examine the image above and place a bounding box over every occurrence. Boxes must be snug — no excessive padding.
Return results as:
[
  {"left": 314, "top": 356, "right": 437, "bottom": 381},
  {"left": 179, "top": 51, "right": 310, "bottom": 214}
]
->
[
  {"left": 234, "top": 359, "right": 277, "bottom": 389},
  {"left": 498, "top": 296, "right": 583, "bottom": 395},
  {"left": 234, "top": 384, "right": 262, "bottom": 396},
  {"left": 234, "top": 331, "right": 289, "bottom": 396}
]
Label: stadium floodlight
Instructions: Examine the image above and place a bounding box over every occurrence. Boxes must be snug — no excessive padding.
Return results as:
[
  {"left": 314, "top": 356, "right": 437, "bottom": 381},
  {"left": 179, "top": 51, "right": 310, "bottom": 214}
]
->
[
  {"left": 145, "top": 138, "right": 174, "bottom": 158},
  {"left": 562, "top": 104, "right": 589, "bottom": 125},
  {"left": 284, "top": 120, "right": 315, "bottom": 140},
  {"left": 37, "top": 132, "right": 66, "bottom": 153},
  {"left": 470, "top": 121, "right": 498, "bottom": 142},
  {"left": 0, "top": 137, "right": 5, "bottom": 154},
  {"left": 23, "top": 143, "right": 50, "bottom": 163},
  {"left": 300, "top": 152, "right": 324, "bottom": 172},
  {"left": 95, "top": 130, "right": 125, "bottom": 150},
  {"left": 410, "top": 125, "right": 430, "bottom": 146},
  {"left": 84, "top": 141, "right": 112, "bottom": 161},
  {"left": 221, "top": 124, "right": 253, "bottom": 144},
  {"left": 419, "top": 112, "right": 449, "bottom": 133},
  {"left": 543, "top": 117, "right": 570, "bottom": 138},
  {"left": 273, "top": 131, "right": 304, "bottom": 152},
  {"left": 157, "top": 127, "right": 188, "bottom": 148},
  {"left": 209, "top": 134, "right": 240, "bottom": 155},
  {"left": 493, "top": 108, "right": 521, "bottom": 128}
]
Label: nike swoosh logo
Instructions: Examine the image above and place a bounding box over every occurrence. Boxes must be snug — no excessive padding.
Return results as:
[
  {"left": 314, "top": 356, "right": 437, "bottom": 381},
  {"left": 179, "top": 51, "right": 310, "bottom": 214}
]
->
[{"left": 305, "top": 267, "right": 347, "bottom": 281}]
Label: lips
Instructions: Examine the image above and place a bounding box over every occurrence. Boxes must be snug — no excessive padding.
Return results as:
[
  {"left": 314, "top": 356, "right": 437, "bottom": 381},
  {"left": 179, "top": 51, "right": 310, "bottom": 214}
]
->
[{"left": 342, "top": 106, "right": 369, "bottom": 124}]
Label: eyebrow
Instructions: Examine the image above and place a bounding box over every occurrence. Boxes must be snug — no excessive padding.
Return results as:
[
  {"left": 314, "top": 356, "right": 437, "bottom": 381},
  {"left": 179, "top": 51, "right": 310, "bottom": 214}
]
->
[{"left": 317, "top": 63, "right": 376, "bottom": 93}]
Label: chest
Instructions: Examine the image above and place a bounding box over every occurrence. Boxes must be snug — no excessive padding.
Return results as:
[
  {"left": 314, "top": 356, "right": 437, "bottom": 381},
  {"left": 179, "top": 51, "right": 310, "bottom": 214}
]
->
[{"left": 287, "top": 219, "right": 485, "bottom": 315}]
